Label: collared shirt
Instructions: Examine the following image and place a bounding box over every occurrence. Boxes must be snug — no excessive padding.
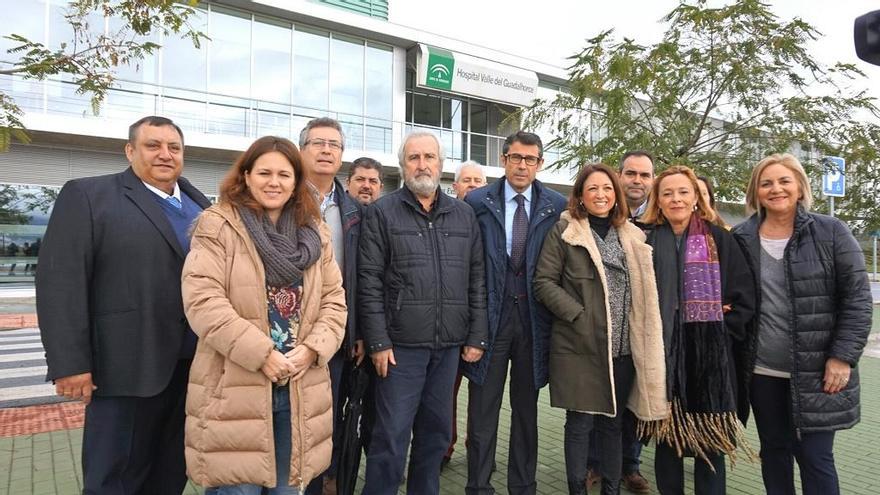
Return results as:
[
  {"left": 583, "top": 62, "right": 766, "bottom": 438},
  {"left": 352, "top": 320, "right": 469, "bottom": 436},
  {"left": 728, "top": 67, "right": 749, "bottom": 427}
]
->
[
  {"left": 319, "top": 180, "right": 338, "bottom": 218},
  {"left": 317, "top": 180, "right": 344, "bottom": 270},
  {"left": 630, "top": 199, "right": 648, "bottom": 221},
  {"left": 504, "top": 180, "right": 532, "bottom": 257},
  {"left": 142, "top": 181, "right": 181, "bottom": 203}
]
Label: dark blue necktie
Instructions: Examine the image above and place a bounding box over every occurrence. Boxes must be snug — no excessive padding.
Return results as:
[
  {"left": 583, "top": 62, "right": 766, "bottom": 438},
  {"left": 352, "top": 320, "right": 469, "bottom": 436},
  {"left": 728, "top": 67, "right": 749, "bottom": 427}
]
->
[{"left": 511, "top": 194, "right": 527, "bottom": 269}]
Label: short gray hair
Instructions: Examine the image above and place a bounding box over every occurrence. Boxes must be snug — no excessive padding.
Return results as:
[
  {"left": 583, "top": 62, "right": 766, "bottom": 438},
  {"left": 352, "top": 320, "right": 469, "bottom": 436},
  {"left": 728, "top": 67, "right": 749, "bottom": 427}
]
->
[
  {"left": 455, "top": 160, "right": 484, "bottom": 181},
  {"left": 298, "top": 117, "right": 345, "bottom": 150},
  {"left": 398, "top": 131, "right": 444, "bottom": 169}
]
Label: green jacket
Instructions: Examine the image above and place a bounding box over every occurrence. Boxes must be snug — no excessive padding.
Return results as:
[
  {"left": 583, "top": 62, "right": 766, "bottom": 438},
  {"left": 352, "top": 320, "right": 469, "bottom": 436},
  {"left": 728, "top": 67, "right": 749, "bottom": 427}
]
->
[{"left": 534, "top": 212, "right": 668, "bottom": 419}]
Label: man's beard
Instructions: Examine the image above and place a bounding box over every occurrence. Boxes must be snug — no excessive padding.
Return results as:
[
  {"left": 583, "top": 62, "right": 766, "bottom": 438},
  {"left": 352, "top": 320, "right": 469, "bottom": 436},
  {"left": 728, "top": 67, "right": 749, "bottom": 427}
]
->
[{"left": 405, "top": 172, "right": 439, "bottom": 197}]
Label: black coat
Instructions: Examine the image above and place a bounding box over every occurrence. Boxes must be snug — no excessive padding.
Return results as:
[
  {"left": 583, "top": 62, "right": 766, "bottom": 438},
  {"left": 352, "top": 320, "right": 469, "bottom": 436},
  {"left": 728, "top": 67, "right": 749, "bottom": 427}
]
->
[
  {"left": 357, "top": 186, "right": 489, "bottom": 353},
  {"left": 732, "top": 209, "right": 872, "bottom": 432},
  {"left": 332, "top": 178, "right": 363, "bottom": 356},
  {"left": 36, "top": 168, "right": 211, "bottom": 397},
  {"left": 647, "top": 222, "right": 755, "bottom": 421}
]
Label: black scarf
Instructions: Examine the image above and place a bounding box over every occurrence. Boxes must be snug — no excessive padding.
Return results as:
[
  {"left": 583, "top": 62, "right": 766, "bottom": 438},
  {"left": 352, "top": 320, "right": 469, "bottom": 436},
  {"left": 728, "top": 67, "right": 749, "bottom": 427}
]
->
[{"left": 644, "top": 221, "right": 753, "bottom": 467}]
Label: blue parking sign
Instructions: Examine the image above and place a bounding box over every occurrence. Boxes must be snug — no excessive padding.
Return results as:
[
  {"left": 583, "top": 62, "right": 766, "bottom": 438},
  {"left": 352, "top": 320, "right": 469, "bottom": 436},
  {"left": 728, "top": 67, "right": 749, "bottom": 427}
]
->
[{"left": 822, "top": 156, "right": 846, "bottom": 197}]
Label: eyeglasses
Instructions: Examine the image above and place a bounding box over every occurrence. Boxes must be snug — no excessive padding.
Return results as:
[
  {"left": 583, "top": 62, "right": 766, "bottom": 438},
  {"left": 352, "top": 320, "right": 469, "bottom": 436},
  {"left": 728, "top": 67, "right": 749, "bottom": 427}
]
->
[
  {"left": 504, "top": 153, "right": 541, "bottom": 166},
  {"left": 305, "top": 138, "right": 343, "bottom": 151}
]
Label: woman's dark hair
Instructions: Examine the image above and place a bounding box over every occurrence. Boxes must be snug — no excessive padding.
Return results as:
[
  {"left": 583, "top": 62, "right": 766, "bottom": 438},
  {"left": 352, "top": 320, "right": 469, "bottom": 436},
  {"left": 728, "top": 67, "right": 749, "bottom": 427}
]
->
[
  {"left": 219, "top": 136, "right": 319, "bottom": 227},
  {"left": 568, "top": 163, "right": 629, "bottom": 227},
  {"left": 697, "top": 175, "right": 717, "bottom": 208}
]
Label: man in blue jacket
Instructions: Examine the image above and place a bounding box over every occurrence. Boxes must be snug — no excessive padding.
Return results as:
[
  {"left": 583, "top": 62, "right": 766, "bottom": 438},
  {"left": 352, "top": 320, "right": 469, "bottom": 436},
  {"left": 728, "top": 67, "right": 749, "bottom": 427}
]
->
[{"left": 463, "top": 131, "right": 567, "bottom": 495}]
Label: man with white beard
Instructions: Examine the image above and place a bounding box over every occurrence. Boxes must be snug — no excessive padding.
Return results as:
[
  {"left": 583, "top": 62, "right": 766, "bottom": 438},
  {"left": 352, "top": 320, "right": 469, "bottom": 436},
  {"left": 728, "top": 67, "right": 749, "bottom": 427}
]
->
[{"left": 358, "top": 131, "right": 489, "bottom": 495}]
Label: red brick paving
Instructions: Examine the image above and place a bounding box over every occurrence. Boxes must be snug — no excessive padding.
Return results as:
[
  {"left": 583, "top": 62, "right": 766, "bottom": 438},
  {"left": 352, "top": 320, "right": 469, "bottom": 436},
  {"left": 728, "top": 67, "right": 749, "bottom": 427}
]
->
[
  {"left": 0, "top": 313, "right": 38, "bottom": 329},
  {"left": 0, "top": 401, "right": 84, "bottom": 437}
]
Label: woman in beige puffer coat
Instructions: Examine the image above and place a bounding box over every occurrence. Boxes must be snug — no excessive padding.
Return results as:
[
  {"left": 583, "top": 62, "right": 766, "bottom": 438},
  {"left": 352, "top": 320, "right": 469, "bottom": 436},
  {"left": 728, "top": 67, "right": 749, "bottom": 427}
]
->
[{"left": 182, "top": 136, "right": 346, "bottom": 493}]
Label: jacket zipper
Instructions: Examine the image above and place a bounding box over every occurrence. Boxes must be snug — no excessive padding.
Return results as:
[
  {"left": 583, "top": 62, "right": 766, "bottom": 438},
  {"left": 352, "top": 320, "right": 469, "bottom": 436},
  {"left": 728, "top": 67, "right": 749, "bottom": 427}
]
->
[
  {"left": 785, "top": 226, "right": 803, "bottom": 440},
  {"left": 428, "top": 220, "right": 442, "bottom": 348}
]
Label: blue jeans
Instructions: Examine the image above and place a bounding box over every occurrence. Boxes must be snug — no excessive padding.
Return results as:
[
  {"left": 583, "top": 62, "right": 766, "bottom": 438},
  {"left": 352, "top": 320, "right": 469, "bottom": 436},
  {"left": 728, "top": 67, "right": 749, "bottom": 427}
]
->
[
  {"left": 362, "top": 347, "right": 459, "bottom": 495},
  {"left": 206, "top": 386, "right": 301, "bottom": 495},
  {"left": 750, "top": 374, "right": 839, "bottom": 495}
]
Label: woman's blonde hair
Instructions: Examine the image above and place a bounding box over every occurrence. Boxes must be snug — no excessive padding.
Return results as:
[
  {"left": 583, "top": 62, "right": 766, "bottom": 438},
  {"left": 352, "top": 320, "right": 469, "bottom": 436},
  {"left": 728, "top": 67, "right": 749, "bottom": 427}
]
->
[
  {"left": 640, "top": 165, "right": 715, "bottom": 226},
  {"left": 745, "top": 153, "right": 812, "bottom": 215}
]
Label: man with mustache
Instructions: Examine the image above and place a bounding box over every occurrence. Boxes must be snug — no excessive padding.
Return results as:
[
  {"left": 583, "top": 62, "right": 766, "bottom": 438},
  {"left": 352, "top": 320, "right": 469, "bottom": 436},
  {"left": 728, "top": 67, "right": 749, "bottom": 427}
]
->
[
  {"left": 347, "top": 157, "right": 384, "bottom": 206},
  {"left": 585, "top": 150, "right": 656, "bottom": 493},
  {"left": 463, "top": 131, "right": 567, "bottom": 495},
  {"left": 299, "top": 117, "right": 364, "bottom": 495},
  {"left": 359, "top": 131, "right": 488, "bottom": 494},
  {"left": 36, "top": 116, "right": 211, "bottom": 494}
]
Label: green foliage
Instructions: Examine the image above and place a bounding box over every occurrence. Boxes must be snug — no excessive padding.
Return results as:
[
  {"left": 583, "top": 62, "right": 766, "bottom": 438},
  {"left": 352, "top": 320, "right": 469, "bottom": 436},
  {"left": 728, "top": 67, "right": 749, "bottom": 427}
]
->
[
  {"left": 524, "top": 0, "right": 880, "bottom": 232},
  {"left": 0, "top": 0, "right": 206, "bottom": 150},
  {"left": 0, "top": 185, "right": 31, "bottom": 225}
]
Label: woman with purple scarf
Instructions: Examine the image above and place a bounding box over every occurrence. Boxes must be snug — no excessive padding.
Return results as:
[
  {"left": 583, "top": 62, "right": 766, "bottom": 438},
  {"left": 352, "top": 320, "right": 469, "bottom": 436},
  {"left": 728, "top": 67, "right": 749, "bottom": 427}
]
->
[{"left": 640, "top": 166, "right": 755, "bottom": 495}]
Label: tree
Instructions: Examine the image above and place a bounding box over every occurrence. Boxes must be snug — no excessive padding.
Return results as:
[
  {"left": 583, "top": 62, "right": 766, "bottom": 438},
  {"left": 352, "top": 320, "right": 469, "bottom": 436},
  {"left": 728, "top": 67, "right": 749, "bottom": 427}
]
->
[
  {"left": 524, "top": 0, "right": 880, "bottom": 232},
  {"left": 0, "top": 0, "right": 205, "bottom": 150}
]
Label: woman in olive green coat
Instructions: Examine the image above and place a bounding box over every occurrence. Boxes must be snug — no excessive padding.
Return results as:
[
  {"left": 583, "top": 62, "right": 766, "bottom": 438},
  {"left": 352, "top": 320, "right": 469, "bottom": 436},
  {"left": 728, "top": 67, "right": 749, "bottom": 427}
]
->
[{"left": 534, "top": 164, "right": 667, "bottom": 495}]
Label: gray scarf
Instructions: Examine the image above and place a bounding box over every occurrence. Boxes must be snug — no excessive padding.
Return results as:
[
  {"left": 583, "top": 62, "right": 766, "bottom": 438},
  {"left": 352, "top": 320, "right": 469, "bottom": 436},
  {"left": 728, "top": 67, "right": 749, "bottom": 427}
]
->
[
  {"left": 592, "top": 226, "right": 631, "bottom": 357},
  {"left": 238, "top": 205, "right": 321, "bottom": 288}
]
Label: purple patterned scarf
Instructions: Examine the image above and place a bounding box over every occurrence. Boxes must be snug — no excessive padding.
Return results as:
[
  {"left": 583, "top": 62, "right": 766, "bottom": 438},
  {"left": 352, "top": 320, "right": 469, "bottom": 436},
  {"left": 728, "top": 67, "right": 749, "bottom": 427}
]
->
[
  {"left": 682, "top": 215, "right": 724, "bottom": 324},
  {"left": 644, "top": 215, "right": 753, "bottom": 468}
]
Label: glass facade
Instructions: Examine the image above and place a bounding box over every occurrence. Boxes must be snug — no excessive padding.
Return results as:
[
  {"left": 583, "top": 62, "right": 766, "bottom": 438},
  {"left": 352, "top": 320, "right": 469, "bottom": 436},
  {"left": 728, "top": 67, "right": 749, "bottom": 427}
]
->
[
  {"left": 0, "top": 184, "right": 57, "bottom": 283},
  {"left": 405, "top": 70, "right": 518, "bottom": 167},
  {"left": 0, "top": 1, "right": 395, "bottom": 152}
]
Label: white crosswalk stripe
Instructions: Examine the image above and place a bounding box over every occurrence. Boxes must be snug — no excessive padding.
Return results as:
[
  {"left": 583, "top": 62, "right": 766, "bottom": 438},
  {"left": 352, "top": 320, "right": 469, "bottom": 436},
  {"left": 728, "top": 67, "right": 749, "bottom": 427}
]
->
[{"left": 0, "top": 327, "right": 62, "bottom": 408}]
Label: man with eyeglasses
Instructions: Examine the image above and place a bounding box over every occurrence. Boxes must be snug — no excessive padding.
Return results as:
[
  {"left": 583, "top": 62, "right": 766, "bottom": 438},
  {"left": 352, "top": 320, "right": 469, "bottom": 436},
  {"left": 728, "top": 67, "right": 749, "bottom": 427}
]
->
[
  {"left": 347, "top": 156, "right": 384, "bottom": 206},
  {"left": 463, "top": 131, "right": 567, "bottom": 495},
  {"left": 299, "top": 117, "right": 364, "bottom": 495}
]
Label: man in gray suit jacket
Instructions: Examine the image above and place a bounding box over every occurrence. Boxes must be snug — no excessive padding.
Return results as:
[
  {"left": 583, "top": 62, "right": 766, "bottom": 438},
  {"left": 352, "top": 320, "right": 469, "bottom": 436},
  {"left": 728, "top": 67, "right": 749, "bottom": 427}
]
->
[{"left": 36, "top": 116, "right": 211, "bottom": 494}]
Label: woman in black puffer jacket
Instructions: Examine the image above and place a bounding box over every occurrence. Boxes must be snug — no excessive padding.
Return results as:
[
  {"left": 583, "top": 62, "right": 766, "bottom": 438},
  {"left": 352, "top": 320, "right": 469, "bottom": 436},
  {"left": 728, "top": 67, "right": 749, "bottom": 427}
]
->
[{"left": 732, "top": 153, "right": 872, "bottom": 495}]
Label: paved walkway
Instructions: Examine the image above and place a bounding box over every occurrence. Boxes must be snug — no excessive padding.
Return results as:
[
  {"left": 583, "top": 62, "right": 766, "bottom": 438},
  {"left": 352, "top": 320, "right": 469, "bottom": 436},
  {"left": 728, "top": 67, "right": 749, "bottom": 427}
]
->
[
  {"left": 1, "top": 353, "right": 879, "bottom": 494},
  {"left": 0, "top": 288, "right": 876, "bottom": 494},
  {"left": 0, "top": 328, "right": 60, "bottom": 409}
]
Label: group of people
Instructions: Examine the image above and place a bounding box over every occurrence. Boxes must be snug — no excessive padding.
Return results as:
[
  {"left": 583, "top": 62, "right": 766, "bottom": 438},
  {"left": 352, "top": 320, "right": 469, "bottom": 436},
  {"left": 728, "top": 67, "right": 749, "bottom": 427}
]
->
[{"left": 35, "top": 114, "right": 872, "bottom": 495}]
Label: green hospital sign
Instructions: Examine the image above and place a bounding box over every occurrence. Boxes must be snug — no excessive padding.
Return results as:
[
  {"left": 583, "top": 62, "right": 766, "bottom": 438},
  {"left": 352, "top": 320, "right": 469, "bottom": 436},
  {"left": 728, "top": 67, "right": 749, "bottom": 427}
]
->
[
  {"left": 415, "top": 44, "right": 539, "bottom": 107},
  {"left": 426, "top": 47, "right": 455, "bottom": 90}
]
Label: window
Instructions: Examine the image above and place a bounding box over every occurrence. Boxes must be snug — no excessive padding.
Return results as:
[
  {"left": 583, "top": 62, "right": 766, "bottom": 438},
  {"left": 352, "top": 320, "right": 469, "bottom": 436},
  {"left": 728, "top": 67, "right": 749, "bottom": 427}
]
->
[
  {"left": 162, "top": 8, "right": 207, "bottom": 93},
  {"left": 293, "top": 27, "right": 329, "bottom": 115},
  {"left": 47, "top": 0, "right": 105, "bottom": 116},
  {"left": 0, "top": 184, "right": 58, "bottom": 283},
  {"left": 253, "top": 17, "right": 292, "bottom": 104},
  {"left": 365, "top": 44, "right": 393, "bottom": 152},
  {"left": 0, "top": 0, "right": 47, "bottom": 113}
]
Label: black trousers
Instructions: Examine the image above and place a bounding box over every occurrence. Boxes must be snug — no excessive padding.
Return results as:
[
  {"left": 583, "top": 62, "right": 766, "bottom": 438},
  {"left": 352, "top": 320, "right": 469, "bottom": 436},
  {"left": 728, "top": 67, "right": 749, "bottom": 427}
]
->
[
  {"left": 305, "top": 351, "right": 345, "bottom": 495},
  {"left": 750, "top": 374, "right": 839, "bottom": 495},
  {"left": 564, "top": 355, "right": 635, "bottom": 491},
  {"left": 82, "top": 359, "right": 190, "bottom": 495},
  {"left": 654, "top": 441, "right": 726, "bottom": 495},
  {"left": 586, "top": 408, "right": 643, "bottom": 475},
  {"left": 466, "top": 306, "right": 538, "bottom": 495}
]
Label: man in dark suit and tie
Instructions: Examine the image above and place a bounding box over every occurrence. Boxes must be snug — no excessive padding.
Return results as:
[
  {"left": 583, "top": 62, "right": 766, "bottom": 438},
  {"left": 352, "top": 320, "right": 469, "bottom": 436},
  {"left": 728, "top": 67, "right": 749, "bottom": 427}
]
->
[
  {"left": 36, "top": 115, "right": 211, "bottom": 494},
  {"left": 463, "top": 131, "right": 566, "bottom": 495}
]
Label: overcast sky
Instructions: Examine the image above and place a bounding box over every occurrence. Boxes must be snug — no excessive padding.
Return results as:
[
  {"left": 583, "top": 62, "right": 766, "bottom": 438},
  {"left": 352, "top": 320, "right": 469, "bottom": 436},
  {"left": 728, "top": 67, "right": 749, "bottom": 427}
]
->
[{"left": 392, "top": 0, "right": 880, "bottom": 99}]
